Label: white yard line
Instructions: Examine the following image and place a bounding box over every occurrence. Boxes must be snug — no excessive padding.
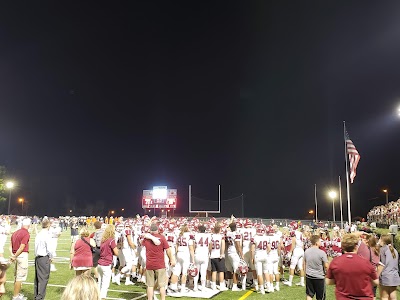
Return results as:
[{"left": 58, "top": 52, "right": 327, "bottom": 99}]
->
[{"left": 5, "top": 280, "right": 146, "bottom": 299}]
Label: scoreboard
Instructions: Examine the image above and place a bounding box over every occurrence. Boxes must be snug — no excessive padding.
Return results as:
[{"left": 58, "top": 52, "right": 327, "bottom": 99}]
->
[{"left": 142, "top": 186, "right": 177, "bottom": 209}]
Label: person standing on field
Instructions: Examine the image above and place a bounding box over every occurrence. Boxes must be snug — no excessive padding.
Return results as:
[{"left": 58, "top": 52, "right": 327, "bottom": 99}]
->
[
  {"left": 304, "top": 234, "right": 329, "bottom": 300},
  {"left": 326, "top": 233, "right": 378, "bottom": 300},
  {"left": 10, "top": 218, "right": 31, "bottom": 300},
  {"left": 143, "top": 223, "right": 175, "bottom": 300},
  {"left": 34, "top": 219, "right": 52, "bottom": 300}
]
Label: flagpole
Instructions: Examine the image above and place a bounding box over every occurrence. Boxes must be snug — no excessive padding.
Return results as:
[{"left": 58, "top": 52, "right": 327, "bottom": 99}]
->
[
  {"left": 339, "top": 175, "right": 343, "bottom": 229},
  {"left": 314, "top": 184, "right": 318, "bottom": 222},
  {"left": 344, "top": 121, "right": 352, "bottom": 225}
]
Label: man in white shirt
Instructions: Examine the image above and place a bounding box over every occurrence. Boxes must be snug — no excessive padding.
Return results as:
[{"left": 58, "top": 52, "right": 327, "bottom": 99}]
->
[{"left": 34, "top": 219, "right": 52, "bottom": 300}]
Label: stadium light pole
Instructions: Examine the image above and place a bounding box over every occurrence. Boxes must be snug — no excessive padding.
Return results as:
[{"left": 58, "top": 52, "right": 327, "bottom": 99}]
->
[
  {"left": 383, "top": 189, "right": 388, "bottom": 204},
  {"left": 6, "top": 181, "right": 14, "bottom": 215},
  {"left": 19, "top": 198, "right": 24, "bottom": 213},
  {"left": 328, "top": 190, "right": 337, "bottom": 223}
]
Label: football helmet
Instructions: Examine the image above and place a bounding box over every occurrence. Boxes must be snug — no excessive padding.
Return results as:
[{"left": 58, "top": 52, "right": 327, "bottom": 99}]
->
[
  {"left": 237, "top": 259, "right": 249, "bottom": 275},
  {"left": 290, "top": 221, "right": 299, "bottom": 230},
  {"left": 187, "top": 263, "right": 198, "bottom": 278},
  {"left": 256, "top": 227, "right": 265, "bottom": 236},
  {"left": 265, "top": 225, "right": 275, "bottom": 235},
  {"left": 115, "top": 222, "right": 124, "bottom": 232}
]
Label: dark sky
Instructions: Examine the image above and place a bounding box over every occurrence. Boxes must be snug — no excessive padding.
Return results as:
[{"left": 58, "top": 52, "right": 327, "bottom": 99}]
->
[{"left": 1, "top": 1, "right": 400, "bottom": 219}]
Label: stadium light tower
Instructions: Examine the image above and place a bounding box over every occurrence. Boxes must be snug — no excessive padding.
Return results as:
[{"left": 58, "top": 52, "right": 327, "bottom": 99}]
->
[
  {"left": 328, "top": 190, "right": 337, "bottom": 222},
  {"left": 6, "top": 181, "right": 14, "bottom": 215},
  {"left": 383, "top": 189, "right": 388, "bottom": 204}
]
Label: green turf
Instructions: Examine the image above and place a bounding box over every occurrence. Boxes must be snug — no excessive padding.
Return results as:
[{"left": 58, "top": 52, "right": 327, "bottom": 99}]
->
[{"left": 1, "top": 227, "right": 397, "bottom": 299}]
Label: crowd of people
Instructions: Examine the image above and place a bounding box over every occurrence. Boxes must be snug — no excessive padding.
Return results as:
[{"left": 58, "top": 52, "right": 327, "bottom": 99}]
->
[
  {"left": 0, "top": 214, "right": 399, "bottom": 300},
  {"left": 368, "top": 198, "right": 400, "bottom": 225}
]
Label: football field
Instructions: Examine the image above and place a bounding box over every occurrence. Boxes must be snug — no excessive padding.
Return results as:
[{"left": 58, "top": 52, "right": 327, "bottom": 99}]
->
[{"left": 0, "top": 227, "right": 389, "bottom": 300}]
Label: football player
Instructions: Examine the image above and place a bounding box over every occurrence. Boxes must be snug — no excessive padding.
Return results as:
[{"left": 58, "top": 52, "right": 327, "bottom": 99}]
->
[
  {"left": 190, "top": 224, "right": 211, "bottom": 291},
  {"left": 284, "top": 221, "right": 305, "bottom": 287},
  {"left": 113, "top": 221, "right": 136, "bottom": 285},
  {"left": 251, "top": 226, "right": 269, "bottom": 294},
  {"left": 209, "top": 222, "right": 227, "bottom": 291},
  {"left": 169, "top": 224, "right": 194, "bottom": 293},
  {"left": 225, "top": 222, "right": 243, "bottom": 291},
  {"left": 266, "top": 225, "right": 281, "bottom": 292},
  {"left": 240, "top": 219, "right": 256, "bottom": 290}
]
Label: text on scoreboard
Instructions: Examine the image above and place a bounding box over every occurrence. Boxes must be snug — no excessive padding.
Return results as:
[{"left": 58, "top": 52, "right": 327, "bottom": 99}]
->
[{"left": 142, "top": 188, "right": 177, "bottom": 209}]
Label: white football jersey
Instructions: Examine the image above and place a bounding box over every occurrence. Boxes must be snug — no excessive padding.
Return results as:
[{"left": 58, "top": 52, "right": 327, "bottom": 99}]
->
[
  {"left": 241, "top": 227, "right": 256, "bottom": 252},
  {"left": 176, "top": 232, "right": 194, "bottom": 254},
  {"left": 267, "top": 234, "right": 281, "bottom": 256},
  {"left": 194, "top": 232, "right": 211, "bottom": 256},
  {"left": 210, "top": 233, "right": 224, "bottom": 259},
  {"left": 252, "top": 234, "right": 269, "bottom": 255},
  {"left": 294, "top": 230, "right": 304, "bottom": 249},
  {"left": 225, "top": 231, "right": 242, "bottom": 255}
]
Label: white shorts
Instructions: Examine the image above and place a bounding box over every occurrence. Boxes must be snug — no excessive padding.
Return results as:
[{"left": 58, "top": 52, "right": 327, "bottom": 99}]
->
[
  {"left": 173, "top": 251, "right": 190, "bottom": 276},
  {"left": 267, "top": 254, "right": 279, "bottom": 274},
  {"left": 290, "top": 247, "right": 304, "bottom": 270},
  {"left": 194, "top": 253, "right": 209, "bottom": 279},
  {"left": 254, "top": 254, "right": 268, "bottom": 275},
  {"left": 226, "top": 253, "right": 240, "bottom": 273}
]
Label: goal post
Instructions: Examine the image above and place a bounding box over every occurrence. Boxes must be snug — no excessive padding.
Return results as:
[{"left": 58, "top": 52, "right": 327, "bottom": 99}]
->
[{"left": 188, "top": 184, "right": 221, "bottom": 217}]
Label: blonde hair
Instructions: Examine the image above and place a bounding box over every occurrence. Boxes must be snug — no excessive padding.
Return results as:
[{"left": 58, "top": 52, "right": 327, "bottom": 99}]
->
[
  {"left": 381, "top": 234, "right": 397, "bottom": 259},
  {"left": 179, "top": 224, "right": 189, "bottom": 236},
  {"left": 101, "top": 225, "right": 115, "bottom": 243},
  {"left": 341, "top": 233, "right": 359, "bottom": 252},
  {"left": 61, "top": 275, "right": 100, "bottom": 300},
  {"left": 79, "top": 228, "right": 90, "bottom": 237}
]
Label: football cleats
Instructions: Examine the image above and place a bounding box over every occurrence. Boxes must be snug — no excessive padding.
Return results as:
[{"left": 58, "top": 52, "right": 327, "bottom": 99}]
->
[{"left": 187, "top": 263, "right": 198, "bottom": 278}]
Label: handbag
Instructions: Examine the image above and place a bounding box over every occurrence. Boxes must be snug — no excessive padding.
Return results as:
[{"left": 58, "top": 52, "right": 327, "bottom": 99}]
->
[{"left": 81, "top": 237, "right": 97, "bottom": 254}]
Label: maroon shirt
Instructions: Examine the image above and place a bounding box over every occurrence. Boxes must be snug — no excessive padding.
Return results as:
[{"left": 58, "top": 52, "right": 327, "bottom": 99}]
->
[
  {"left": 98, "top": 238, "right": 117, "bottom": 266},
  {"left": 72, "top": 238, "right": 93, "bottom": 268},
  {"left": 11, "top": 228, "right": 30, "bottom": 254},
  {"left": 142, "top": 233, "right": 169, "bottom": 270},
  {"left": 327, "top": 253, "right": 378, "bottom": 300}
]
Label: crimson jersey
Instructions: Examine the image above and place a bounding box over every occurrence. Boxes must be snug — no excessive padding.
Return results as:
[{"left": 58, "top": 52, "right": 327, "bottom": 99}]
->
[
  {"left": 319, "top": 238, "right": 329, "bottom": 253},
  {"left": 330, "top": 237, "right": 342, "bottom": 257},
  {"left": 283, "top": 236, "right": 292, "bottom": 254}
]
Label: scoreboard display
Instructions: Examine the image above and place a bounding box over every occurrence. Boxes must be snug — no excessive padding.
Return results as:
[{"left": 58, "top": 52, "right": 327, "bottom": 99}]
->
[{"left": 142, "top": 186, "right": 177, "bottom": 209}]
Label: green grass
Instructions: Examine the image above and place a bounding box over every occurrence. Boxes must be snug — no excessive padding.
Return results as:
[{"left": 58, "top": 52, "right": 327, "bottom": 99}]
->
[{"left": 1, "top": 227, "right": 398, "bottom": 299}]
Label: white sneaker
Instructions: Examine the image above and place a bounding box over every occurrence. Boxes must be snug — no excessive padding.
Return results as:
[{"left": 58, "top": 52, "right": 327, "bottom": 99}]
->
[
  {"left": 125, "top": 279, "right": 135, "bottom": 286},
  {"left": 114, "top": 274, "right": 121, "bottom": 285},
  {"left": 275, "top": 285, "right": 280, "bottom": 291},
  {"left": 231, "top": 286, "right": 241, "bottom": 291},
  {"left": 268, "top": 286, "right": 275, "bottom": 293},
  {"left": 218, "top": 285, "right": 228, "bottom": 291},
  {"left": 283, "top": 281, "right": 292, "bottom": 286},
  {"left": 296, "top": 282, "right": 305, "bottom": 287},
  {"left": 259, "top": 288, "right": 265, "bottom": 295}
]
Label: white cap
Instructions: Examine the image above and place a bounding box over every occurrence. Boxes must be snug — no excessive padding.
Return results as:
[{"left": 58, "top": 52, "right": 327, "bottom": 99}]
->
[{"left": 22, "top": 218, "right": 32, "bottom": 226}]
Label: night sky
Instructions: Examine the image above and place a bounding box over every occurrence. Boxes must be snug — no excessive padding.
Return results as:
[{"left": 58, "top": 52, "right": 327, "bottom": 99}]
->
[{"left": 1, "top": 2, "right": 400, "bottom": 219}]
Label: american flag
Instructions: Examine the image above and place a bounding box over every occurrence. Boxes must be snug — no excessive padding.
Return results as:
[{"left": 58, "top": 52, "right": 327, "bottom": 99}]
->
[{"left": 346, "top": 131, "right": 360, "bottom": 183}]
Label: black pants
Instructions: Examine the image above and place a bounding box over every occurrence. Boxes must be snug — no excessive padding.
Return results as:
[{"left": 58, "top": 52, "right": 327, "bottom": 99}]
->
[
  {"left": 34, "top": 256, "right": 50, "bottom": 300},
  {"left": 306, "top": 276, "right": 326, "bottom": 300}
]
